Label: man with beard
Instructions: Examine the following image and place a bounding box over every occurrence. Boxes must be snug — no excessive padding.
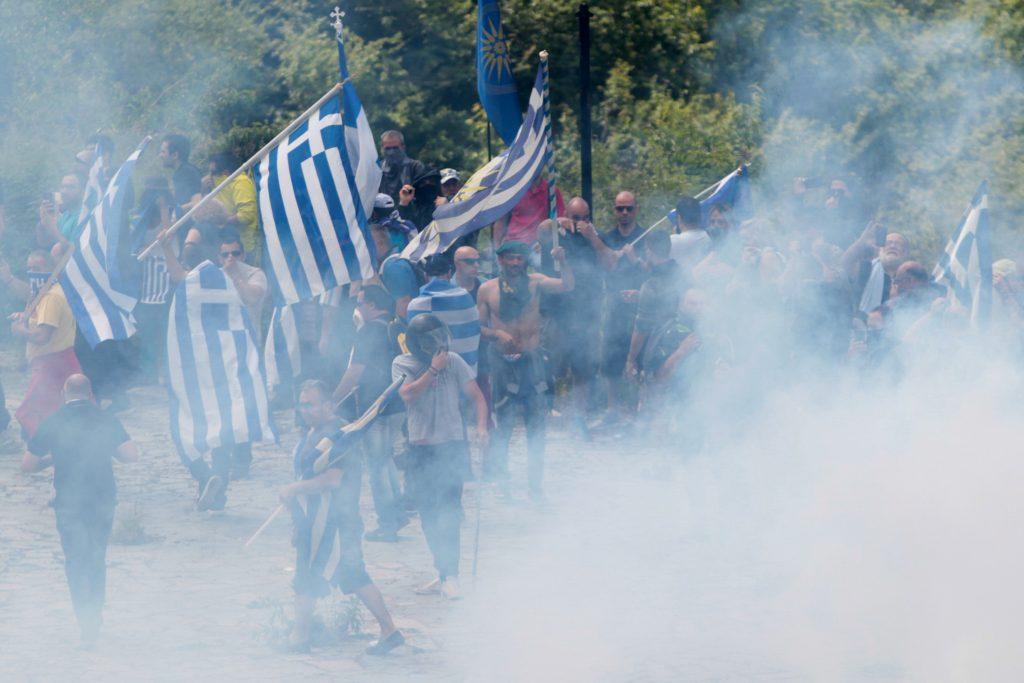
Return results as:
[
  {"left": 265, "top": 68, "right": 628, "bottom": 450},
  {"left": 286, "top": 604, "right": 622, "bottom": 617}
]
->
[
  {"left": 477, "top": 241, "right": 573, "bottom": 500},
  {"left": 841, "top": 222, "right": 910, "bottom": 315}
]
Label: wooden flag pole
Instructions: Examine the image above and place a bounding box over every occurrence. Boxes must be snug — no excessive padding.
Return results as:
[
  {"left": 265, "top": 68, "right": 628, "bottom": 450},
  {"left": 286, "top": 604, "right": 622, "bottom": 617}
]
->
[{"left": 137, "top": 80, "right": 348, "bottom": 261}]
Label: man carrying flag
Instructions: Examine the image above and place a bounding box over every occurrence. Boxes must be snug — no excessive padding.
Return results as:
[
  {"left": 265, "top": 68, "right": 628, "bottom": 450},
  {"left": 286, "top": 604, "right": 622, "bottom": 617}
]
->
[{"left": 932, "top": 181, "right": 992, "bottom": 327}]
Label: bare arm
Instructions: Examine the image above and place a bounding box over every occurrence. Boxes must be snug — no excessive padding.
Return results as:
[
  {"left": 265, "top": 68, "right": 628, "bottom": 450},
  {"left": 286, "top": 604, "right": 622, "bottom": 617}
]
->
[
  {"left": 534, "top": 248, "right": 574, "bottom": 293},
  {"left": 21, "top": 451, "right": 52, "bottom": 473},
  {"left": 462, "top": 378, "right": 489, "bottom": 436},
  {"left": 333, "top": 363, "right": 365, "bottom": 402},
  {"left": 0, "top": 259, "right": 31, "bottom": 302},
  {"left": 11, "top": 319, "right": 55, "bottom": 346},
  {"left": 280, "top": 467, "right": 343, "bottom": 502},
  {"left": 399, "top": 351, "right": 447, "bottom": 404}
]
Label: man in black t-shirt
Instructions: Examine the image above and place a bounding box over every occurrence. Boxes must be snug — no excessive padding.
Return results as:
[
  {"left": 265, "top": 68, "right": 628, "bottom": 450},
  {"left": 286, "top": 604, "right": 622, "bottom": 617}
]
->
[
  {"left": 597, "top": 191, "right": 648, "bottom": 428},
  {"left": 159, "top": 134, "right": 202, "bottom": 209},
  {"left": 332, "top": 286, "right": 407, "bottom": 542},
  {"left": 22, "top": 374, "right": 138, "bottom": 648}
]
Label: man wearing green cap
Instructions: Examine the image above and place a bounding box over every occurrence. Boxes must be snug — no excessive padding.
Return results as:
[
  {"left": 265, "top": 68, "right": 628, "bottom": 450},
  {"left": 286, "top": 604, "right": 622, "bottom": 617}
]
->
[{"left": 477, "top": 240, "right": 573, "bottom": 500}]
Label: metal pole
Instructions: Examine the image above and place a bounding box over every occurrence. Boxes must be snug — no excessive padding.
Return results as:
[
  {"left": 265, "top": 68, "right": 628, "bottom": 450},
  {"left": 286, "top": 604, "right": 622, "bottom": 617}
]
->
[
  {"left": 577, "top": 3, "right": 592, "bottom": 210},
  {"left": 539, "top": 51, "right": 560, "bottom": 271},
  {"left": 137, "top": 80, "right": 347, "bottom": 261}
]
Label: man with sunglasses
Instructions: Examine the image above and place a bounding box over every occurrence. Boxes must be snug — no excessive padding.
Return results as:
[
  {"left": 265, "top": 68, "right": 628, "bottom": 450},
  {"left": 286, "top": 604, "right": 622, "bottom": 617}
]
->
[
  {"left": 596, "top": 191, "right": 648, "bottom": 430},
  {"left": 217, "top": 229, "right": 267, "bottom": 481}
]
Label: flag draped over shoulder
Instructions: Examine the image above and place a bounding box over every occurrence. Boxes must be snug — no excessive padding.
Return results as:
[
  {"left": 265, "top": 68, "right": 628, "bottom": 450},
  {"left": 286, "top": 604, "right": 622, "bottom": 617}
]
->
[
  {"left": 255, "top": 17, "right": 381, "bottom": 306},
  {"left": 168, "top": 261, "right": 276, "bottom": 461},
  {"left": 60, "top": 138, "right": 148, "bottom": 348},
  {"left": 402, "top": 64, "right": 548, "bottom": 262},
  {"left": 477, "top": 0, "right": 521, "bottom": 146},
  {"left": 933, "top": 181, "right": 992, "bottom": 326}
]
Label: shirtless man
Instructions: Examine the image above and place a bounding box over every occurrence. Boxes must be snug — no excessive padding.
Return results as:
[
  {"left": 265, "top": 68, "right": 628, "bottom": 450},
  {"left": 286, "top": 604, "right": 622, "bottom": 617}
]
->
[{"left": 477, "top": 240, "right": 573, "bottom": 500}]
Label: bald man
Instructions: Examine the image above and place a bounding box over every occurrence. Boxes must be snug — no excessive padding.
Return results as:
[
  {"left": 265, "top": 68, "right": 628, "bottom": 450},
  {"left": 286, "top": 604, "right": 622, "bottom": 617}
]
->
[
  {"left": 596, "top": 191, "right": 648, "bottom": 427},
  {"left": 23, "top": 374, "right": 137, "bottom": 648}
]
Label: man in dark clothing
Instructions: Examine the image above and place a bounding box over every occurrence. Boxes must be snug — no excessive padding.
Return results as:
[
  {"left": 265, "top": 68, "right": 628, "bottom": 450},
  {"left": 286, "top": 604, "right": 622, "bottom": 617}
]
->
[
  {"left": 22, "top": 374, "right": 138, "bottom": 648},
  {"left": 159, "top": 134, "right": 202, "bottom": 209},
  {"left": 597, "top": 191, "right": 648, "bottom": 426},
  {"left": 625, "top": 230, "right": 684, "bottom": 380},
  {"left": 397, "top": 167, "right": 442, "bottom": 230},
  {"left": 332, "top": 286, "right": 408, "bottom": 542},
  {"left": 282, "top": 380, "right": 404, "bottom": 655},
  {"left": 541, "top": 197, "right": 607, "bottom": 437},
  {"left": 378, "top": 130, "right": 427, "bottom": 206}
]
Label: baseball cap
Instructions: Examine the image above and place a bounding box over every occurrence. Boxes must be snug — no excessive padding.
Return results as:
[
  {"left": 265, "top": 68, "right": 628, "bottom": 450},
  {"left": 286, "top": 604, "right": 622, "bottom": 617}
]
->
[
  {"left": 373, "top": 193, "right": 395, "bottom": 210},
  {"left": 440, "top": 168, "right": 460, "bottom": 184}
]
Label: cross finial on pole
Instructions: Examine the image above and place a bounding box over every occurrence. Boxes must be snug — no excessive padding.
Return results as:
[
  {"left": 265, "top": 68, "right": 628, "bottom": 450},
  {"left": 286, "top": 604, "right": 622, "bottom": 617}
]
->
[{"left": 330, "top": 6, "right": 345, "bottom": 33}]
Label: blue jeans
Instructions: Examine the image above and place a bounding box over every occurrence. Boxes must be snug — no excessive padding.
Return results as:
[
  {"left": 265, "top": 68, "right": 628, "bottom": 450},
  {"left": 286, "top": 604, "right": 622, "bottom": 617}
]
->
[{"left": 363, "top": 416, "right": 405, "bottom": 530}]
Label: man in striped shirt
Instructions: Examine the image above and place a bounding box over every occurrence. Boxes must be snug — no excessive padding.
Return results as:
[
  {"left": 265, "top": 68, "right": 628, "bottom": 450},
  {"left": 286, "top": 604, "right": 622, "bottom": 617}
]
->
[{"left": 406, "top": 254, "right": 480, "bottom": 376}]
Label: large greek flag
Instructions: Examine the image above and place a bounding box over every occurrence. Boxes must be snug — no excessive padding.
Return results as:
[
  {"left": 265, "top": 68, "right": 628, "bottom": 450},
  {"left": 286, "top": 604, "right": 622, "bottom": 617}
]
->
[
  {"left": 933, "top": 181, "right": 992, "bottom": 326},
  {"left": 255, "top": 16, "right": 381, "bottom": 306},
  {"left": 60, "top": 138, "right": 147, "bottom": 348},
  {"left": 402, "top": 63, "right": 549, "bottom": 262},
  {"left": 168, "top": 261, "right": 276, "bottom": 462},
  {"left": 76, "top": 139, "right": 111, "bottom": 229},
  {"left": 264, "top": 302, "right": 301, "bottom": 390}
]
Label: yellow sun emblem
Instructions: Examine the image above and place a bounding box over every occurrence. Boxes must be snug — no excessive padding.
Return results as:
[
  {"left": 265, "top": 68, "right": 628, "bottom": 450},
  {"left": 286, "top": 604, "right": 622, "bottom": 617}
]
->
[{"left": 481, "top": 18, "right": 512, "bottom": 81}]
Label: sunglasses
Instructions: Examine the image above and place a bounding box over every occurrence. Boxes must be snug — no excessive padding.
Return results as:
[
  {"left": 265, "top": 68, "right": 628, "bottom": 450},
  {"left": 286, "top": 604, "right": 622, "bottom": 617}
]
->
[
  {"left": 614, "top": 206, "right": 635, "bottom": 213},
  {"left": 220, "top": 250, "right": 242, "bottom": 258},
  {"left": 457, "top": 258, "right": 480, "bottom": 265},
  {"left": 569, "top": 215, "right": 589, "bottom": 222}
]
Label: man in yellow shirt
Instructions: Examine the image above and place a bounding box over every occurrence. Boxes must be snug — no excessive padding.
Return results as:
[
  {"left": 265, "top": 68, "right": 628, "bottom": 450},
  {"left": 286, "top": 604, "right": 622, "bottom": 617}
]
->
[
  {"left": 206, "top": 152, "right": 259, "bottom": 263},
  {"left": 11, "top": 283, "right": 81, "bottom": 439}
]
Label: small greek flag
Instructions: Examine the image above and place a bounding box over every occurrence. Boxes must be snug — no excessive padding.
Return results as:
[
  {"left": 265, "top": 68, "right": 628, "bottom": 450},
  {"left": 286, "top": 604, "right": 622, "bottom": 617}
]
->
[
  {"left": 60, "top": 138, "right": 148, "bottom": 348},
  {"left": 168, "top": 261, "right": 276, "bottom": 462},
  {"left": 255, "top": 12, "right": 381, "bottom": 305},
  {"left": 933, "top": 181, "right": 992, "bottom": 327}
]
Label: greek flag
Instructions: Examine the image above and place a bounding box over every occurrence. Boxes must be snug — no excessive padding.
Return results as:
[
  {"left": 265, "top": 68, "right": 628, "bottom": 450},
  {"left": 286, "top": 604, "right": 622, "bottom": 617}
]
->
[
  {"left": 60, "top": 137, "right": 148, "bottom": 348},
  {"left": 407, "top": 279, "right": 481, "bottom": 374},
  {"left": 76, "top": 139, "right": 111, "bottom": 229},
  {"left": 933, "top": 181, "right": 991, "bottom": 326},
  {"left": 264, "top": 302, "right": 301, "bottom": 390},
  {"left": 255, "top": 13, "right": 381, "bottom": 306},
  {"left": 666, "top": 165, "right": 754, "bottom": 229},
  {"left": 168, "top": 261, "right": 276, "bottom": 462},
  {"left": 402, "top": 63, "right": 549, "bottom": 262}
]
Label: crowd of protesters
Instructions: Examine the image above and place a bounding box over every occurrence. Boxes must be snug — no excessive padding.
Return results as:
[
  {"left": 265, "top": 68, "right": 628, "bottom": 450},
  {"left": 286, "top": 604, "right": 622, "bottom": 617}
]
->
[{"left": 3, "top": 128, "right": 1018, "bottom": 652}]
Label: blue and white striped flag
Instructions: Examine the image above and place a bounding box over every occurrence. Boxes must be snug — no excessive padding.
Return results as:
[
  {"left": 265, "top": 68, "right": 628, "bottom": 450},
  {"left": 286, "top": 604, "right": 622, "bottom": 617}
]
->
[
  {"left": 60, "top": 137, "right": 148, "bottom": 348},
  {"left": 407, "top": 279, "right": 481, "bottom": 374},
  {"left": 402, "top": 63, "right": 549, "bottom": 262},
  {"left": 76, "top": 139, "right": 111, "bottom": 229},
  {"left": 255, "top": 13, "right": 381, "bottom": 306},
  {"left": 264, "top": 302, "right": 301, "bottom": 390},
  {"left": 168, "top": 261, "right": 276, "bottom": 462},
  {"left": 933, "top": 181, "right": 992, "bottom": 327}
]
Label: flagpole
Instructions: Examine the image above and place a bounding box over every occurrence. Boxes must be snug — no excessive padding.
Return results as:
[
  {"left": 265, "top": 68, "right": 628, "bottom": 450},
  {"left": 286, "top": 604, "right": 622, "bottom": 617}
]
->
[
  {"left": 539, "top": 50, "right": 560, "bottom": 272},
  {"left": 627, "top": 176, "right": 725, "bottom": 248},
  {"left": 137, "top": 80, "right": 348, "bottom": 261}
]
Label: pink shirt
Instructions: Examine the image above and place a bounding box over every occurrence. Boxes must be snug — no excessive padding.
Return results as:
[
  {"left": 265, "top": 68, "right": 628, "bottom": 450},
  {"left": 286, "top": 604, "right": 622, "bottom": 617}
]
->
[{"left": 505, "top": 178, "right": 564, "bottom": 244}]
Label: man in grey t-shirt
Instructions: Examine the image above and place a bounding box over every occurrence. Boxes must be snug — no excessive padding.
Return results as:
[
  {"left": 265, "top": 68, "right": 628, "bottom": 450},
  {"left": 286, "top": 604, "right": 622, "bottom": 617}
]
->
[{"left": 392, "top": 314, "right": 488, "bottom": 600}]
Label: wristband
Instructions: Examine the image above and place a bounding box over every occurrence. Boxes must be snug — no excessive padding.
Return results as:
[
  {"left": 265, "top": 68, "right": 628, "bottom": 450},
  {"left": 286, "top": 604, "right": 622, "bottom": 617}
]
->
[{"left": 428, "top": 366, "right": 440, "bottom": 376}]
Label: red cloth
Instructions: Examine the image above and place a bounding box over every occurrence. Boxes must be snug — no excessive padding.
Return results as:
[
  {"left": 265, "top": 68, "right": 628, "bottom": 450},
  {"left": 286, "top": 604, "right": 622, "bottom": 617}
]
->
[
  {"left": 16, "top": 347, "right": 81, "bottom": 439},
  {"left": 505, "top": 178, "right": 564, "bottom": 245}
]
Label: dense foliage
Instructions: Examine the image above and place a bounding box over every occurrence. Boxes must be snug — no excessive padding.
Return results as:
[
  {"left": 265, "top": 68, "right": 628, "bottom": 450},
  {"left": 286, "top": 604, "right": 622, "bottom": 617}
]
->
[{"left": 2, "top": 0, "right": 1023, "bottom": 259}]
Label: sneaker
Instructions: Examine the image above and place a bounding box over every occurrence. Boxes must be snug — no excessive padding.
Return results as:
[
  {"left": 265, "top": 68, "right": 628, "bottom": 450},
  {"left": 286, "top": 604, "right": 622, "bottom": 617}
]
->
[
  {"left": 364, "top": 528, "right": 399, "bottom": 543},
  {"left": 196, "top": 475, "right": 225, "bottom": 511},
  {"left": 440, "top": 577, "right": 461, "bottom": 600},
  {"left": 414, "top": 578, "right": 441, "bottom": 595},
  {"left": 365, "top": 629, "right": 405, "bottom": 656}
]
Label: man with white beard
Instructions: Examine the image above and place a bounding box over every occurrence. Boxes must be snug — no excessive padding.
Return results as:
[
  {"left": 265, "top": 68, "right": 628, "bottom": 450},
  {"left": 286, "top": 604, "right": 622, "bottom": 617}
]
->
[{"left": 840, "top": 221, "right": 910, "bottom": 314}]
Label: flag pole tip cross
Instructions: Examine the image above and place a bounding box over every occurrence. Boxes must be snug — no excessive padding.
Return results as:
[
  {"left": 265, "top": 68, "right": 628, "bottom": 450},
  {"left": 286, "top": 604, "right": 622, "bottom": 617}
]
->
[{"left": 331, "top": 7, "right": 345, "bottom": 32}]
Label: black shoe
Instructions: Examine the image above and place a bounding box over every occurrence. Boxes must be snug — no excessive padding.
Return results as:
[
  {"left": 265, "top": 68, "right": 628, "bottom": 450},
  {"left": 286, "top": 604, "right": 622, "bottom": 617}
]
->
[
  {"left": 196, "top": 475, "right": 225, "bottom": 511},
  {"left": 364, "top": 528, "right": 399, "bottom": 543},
  {"left": 365, "top": 630, "right": 405, "bottom": 656}
]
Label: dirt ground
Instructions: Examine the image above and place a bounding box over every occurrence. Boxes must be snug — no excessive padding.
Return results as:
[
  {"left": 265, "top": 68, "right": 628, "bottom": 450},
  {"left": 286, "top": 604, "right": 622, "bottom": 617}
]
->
[{"left": 0, "top": 347, "right": 629, "bottom": 682}]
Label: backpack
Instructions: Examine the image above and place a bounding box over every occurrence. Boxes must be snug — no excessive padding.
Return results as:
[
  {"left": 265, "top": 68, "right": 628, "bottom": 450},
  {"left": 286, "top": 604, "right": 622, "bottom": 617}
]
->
[
  {"left": 378, "top": 253, "right": 427, "bottom": 295},
  {"left": 640, "top": 317, "right": 694, "bottom": 377}
]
